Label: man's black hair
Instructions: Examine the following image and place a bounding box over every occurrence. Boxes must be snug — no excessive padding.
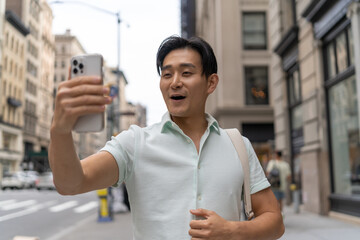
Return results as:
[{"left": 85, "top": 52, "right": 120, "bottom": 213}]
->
[
  {"left": 276, "top": 151, "right": 282, "bottom": 158},
  {"left": 156, "top": 35, "right": 217, "bottom": 79}
]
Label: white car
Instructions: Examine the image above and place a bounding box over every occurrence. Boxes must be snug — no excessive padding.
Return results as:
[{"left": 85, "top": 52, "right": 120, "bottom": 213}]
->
[
  {"left": 24, "top": 171, "right": 40, "bottom": 188},
  {"left": 36, "top": 172, "right": 56, "bottom": 190},
  {"left": 1, "top": 172, "right": 30, "bottom": 190}
]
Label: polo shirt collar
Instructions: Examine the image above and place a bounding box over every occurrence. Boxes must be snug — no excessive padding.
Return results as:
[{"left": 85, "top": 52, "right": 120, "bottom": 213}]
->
[{"left": 160, "top": 112, "right": 220, "bottom": 134}]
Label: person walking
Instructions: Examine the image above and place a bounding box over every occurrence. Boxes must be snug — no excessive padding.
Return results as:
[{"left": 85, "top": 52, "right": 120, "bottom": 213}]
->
[
  {"left": 266, "top": 151, "right": 291, "bottom": 212},
  {"left": 49, "top": 35, "right": 284, "bottom": 239}
]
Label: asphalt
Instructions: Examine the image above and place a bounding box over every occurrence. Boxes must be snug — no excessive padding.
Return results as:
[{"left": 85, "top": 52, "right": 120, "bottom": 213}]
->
[{"left": 27, "top": 204, "right": 360, "bottom": 240}]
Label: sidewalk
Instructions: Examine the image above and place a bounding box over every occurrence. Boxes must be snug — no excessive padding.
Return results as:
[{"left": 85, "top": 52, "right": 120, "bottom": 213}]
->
[
  {"left": 45, "top": 205, "right": 360, "bottom": 240},
  {"left": 280, "top": 205, "right": 360, "bottom": 240},
  {"left": 46, "top": 212, "right": 133, "bottom": 240}
]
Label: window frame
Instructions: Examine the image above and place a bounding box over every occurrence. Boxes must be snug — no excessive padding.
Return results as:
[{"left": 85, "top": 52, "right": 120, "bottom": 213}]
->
[{"left": 242, "top": 12, "right": 268, "bottom": 50}]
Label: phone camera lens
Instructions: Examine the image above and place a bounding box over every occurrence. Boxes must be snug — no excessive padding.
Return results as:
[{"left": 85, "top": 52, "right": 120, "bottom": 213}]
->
[
  {"left": 73, "top": 68, "right": 78, "bottom": 74},
  {"left": 79, "top": 63, "right": 84, "bottom": 69},
  {"left": 73, "top": 60, "right": 78, "bottom": 66}
]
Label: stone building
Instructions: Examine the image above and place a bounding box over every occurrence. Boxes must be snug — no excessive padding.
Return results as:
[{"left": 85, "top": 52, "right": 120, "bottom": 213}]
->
[
  {"left": 5, "top": 0, "right": 53, "bottom": 172},
  {"left": 270, "top": 0, "right": 360, "bottom": 218},
  {"left": 0, "top": 8, "right": 29, "bottom": 175}
]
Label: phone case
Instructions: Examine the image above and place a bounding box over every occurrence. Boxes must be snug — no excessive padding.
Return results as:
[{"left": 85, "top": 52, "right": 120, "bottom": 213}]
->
[{"left": 70, "top": 54, "right": 105, "bottom": 132}]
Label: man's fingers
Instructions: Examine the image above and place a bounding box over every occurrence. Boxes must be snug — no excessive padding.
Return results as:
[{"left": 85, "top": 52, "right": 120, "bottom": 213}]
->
[
  {"left": 190, "top": 208, "right": 212, "bottom": 217},
  {"left": 57, "top": 84, "right": 109, "bottom": 99},
  {"left": 61, "top": 95, "right": 112, "bottom": 108},
  {"left": 189, "top": 219, "right": 209, "bottom": 229},
  {"left": 60, "top": 75, "right": 103, "bottom": 89},
  {"left": 189, "top": 228, "right": 210, "bottom": 238},
  {"left": 62, "top": 105, "right": 106, "bottom": 119}
]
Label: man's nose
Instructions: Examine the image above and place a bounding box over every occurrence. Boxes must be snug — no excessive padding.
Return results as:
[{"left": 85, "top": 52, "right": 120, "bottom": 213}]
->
[{"left": 170, "top": 73, "right": 183, "bottom": 89}]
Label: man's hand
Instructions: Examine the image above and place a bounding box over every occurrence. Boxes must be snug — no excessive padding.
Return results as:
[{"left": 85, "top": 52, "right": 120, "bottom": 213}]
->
[
  {"left": 189, "top": 208, "right": 236, "bottom": 240},
  {"left": 51, "top": 75, "right": 111, "bottom": 135}
]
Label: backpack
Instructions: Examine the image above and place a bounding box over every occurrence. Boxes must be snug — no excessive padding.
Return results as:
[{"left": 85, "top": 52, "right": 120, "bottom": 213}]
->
[{"left": 268, "top": 164, "right": 281, "bottom": 189}]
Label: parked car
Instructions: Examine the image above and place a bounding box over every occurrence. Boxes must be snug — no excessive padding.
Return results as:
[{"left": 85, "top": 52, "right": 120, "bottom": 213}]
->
[
  {"left": 36, "top": 172, "right": 56, "bottom": 190},
  {"left": 24, "top": 170, "right": 40, "bottom": 188},
  {"left": 1, "top": 172, "right": 30, "bottom": 190}
]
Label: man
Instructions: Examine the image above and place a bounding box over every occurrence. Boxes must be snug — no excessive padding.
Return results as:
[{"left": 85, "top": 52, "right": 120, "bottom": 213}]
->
[
  {"left": 266, "top": 151, "right": 291, "bottom": 212},
  {"left": 49, "top": 36, "right": 284, "bottom": 239}
]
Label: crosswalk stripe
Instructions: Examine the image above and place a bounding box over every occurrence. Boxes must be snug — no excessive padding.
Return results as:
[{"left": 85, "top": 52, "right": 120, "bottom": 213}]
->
[
  {"left": 0, "top": 200, "right": 57, "bottom": 222},
  {"left": 74, "top": 201, "right": 98, "bottom": 213},
  {"left": 1, "top": 200, "right": 37, "bottom": 211},
  {"left": 49, "top": 200, "right": 78, "bottom": 212},
  {"left": 0, "top": 199, "right": 16, "bottom": 207}
]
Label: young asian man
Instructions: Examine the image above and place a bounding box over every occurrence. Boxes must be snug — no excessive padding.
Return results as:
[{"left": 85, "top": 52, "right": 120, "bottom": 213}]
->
[{"left": 49, "top": 36, "right": 284, "bottom": 240}]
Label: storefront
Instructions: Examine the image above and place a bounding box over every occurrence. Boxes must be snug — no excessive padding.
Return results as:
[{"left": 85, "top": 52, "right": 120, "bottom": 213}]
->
[{"left": 303, "top": 0, "right": 360, "bottom": 217}]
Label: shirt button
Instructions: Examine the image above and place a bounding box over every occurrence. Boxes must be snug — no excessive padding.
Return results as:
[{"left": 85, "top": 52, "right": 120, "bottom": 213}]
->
[
  {"left": 187, "top": 139, "right": 191, "bottom": 143},
  {"left": 198, "top": 195, "right": 202, "bottom": 201},
  {"left": 198, "top": 165, "right": 200, "bottom": 169}
]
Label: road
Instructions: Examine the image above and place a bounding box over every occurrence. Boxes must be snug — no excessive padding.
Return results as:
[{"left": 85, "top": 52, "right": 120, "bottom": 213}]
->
[{"left": 0, "top": 189, "right": 101, "bottom": 240}]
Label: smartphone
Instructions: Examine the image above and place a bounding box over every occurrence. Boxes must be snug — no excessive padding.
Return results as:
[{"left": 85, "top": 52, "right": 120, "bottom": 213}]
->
[{"left": 70, "top": 53, "right": 105, "bottom": 132}]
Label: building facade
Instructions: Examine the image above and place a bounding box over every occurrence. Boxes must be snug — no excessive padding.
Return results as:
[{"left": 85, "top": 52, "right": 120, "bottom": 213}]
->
[
  {"left": 30, "top": 0, "right": 55, "bottom": 171},
  {"left": 5, "top": 0, "right": 52, "bottom": 172},
  {"left": 0, "top": 9, "right": 29, "bottom": 176},
  {"left": 270, "top": 0, "right": 360, "bottom": 218},
  {"left": 187, "top": 0, "right": 275, "bottom": 163}
]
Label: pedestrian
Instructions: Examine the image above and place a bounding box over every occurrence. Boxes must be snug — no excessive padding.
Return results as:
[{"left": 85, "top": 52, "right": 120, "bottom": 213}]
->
[
  {"left": 49, "top": 35, "right": 284, "bottom": 239},
  {"left": 266, "top": 151, "right": 291, "bottom": 213}
]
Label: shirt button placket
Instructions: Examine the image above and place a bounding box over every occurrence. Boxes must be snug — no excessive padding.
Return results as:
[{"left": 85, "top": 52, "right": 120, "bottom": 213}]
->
[{"left": 196, "top": 154, "right": 201, "bottom": 209}]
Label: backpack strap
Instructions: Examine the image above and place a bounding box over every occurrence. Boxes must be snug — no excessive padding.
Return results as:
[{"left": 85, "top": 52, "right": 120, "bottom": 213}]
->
[{"left": 225, "top": 128, "right": 254, "bottom": 220}]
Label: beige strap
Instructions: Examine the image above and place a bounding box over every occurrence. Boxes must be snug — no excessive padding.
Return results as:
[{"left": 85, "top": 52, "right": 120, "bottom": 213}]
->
[{"left": 226, "top": 128, "right": 254, "bottom": 220}]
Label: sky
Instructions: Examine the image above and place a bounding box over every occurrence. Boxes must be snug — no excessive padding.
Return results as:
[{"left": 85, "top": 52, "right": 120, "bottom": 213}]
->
[{"left": 48, "top": 0, "right": 181, "bottom": 125}]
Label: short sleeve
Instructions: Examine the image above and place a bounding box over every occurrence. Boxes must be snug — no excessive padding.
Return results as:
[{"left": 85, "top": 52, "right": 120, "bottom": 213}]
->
[
  {"left": 99, "top": 125, "right": 139, "bottom": 186},
  {"left": 243, "top": 137, "right": 271, "bottom": 194}
]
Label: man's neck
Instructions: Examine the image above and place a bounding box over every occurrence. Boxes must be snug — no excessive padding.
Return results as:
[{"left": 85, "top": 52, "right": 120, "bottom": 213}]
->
[{"left": 171, "top": 114, "right": 208, "bottom": 135}]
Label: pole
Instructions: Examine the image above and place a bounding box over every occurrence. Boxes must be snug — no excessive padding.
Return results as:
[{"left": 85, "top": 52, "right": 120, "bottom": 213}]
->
[{"left": 115, "top": 12, "right": 121, "bottom": 134}]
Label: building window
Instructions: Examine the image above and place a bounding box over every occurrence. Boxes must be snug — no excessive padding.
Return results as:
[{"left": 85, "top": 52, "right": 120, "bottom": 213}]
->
[
  {"left": 325, "top": 26, "right": 354, "bottom": 80},
  {"left": 243, "top": 12, "right": 267, "bottom": 50},
  {"left": 324, "top": 24, "right": 359, "bottom": 196},
  {"left": 27, "top": 60, "right": 37, "bottom": 77},
  {"left": 244, "top": 67, "right": 269, "bottom": 105},
  {"left": 287, "top": 67, "right": 304, "bottom": 190},
  {"left": 4, "top": 57, "right": 7, "bottom": 71},
  {"left": 288, "top": 67, "right": 304, "bottom": 153}
]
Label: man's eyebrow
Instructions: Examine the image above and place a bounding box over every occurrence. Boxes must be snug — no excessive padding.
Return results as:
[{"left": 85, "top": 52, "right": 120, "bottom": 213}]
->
[
  {"left": 180, "top": 63, "right": 196, "bottom": 68},
  {"left": 161, "top": 63, "right": 196, "bottom": 71}
]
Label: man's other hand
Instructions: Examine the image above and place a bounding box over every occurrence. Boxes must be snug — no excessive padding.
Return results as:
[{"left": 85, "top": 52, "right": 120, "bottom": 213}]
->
[{"left": 189, "top": 208, "right": 237, "bottom": 240}]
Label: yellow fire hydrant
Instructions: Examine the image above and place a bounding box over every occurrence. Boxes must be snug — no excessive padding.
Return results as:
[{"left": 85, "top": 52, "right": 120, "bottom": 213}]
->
[{"left": 97, "top": 188, "right": 113, "bottom": 222}]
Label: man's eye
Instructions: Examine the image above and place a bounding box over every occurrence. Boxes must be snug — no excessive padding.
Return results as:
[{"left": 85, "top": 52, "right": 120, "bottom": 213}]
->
[
  {"left": 162, "top": 73, "right": 171, "bottom": 78},
  {"left": 183, "top": 72, "right": 192, "bottom": 76}
]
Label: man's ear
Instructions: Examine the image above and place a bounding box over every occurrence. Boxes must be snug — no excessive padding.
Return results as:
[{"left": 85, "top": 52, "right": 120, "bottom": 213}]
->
[{"left": 207, "top": 73, "right": 219, "bottom": 94}]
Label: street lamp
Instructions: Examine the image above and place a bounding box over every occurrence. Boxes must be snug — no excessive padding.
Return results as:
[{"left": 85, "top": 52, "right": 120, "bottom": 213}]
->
[{"left": 50, "top": 0, "right": 126, "bottom": 135}]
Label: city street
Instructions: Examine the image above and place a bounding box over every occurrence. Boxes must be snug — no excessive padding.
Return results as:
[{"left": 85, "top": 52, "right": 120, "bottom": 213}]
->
[{"left": 0, "top": 189, "right": 109, "bottom": 240}]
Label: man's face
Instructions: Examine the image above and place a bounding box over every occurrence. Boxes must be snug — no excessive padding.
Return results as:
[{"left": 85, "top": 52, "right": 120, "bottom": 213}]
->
[{"left": 160, "top": 48, "right": 217, "bottom": 118}]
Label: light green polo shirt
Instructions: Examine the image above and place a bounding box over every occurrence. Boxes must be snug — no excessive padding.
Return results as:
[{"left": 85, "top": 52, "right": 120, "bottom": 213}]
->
[{"left": 101, "top": 112, "right": 270, "bottom": 239}]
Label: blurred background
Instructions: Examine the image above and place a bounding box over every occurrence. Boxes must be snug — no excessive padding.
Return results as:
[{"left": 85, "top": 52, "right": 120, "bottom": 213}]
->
[{"left": 1, "top": 0, "right": 360, "bottom": 239}]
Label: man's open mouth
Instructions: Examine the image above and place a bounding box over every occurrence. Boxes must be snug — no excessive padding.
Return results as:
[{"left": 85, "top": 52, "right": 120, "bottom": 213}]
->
[{"left": 170, "top": 95, "right": 186, "bottom": 100}]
